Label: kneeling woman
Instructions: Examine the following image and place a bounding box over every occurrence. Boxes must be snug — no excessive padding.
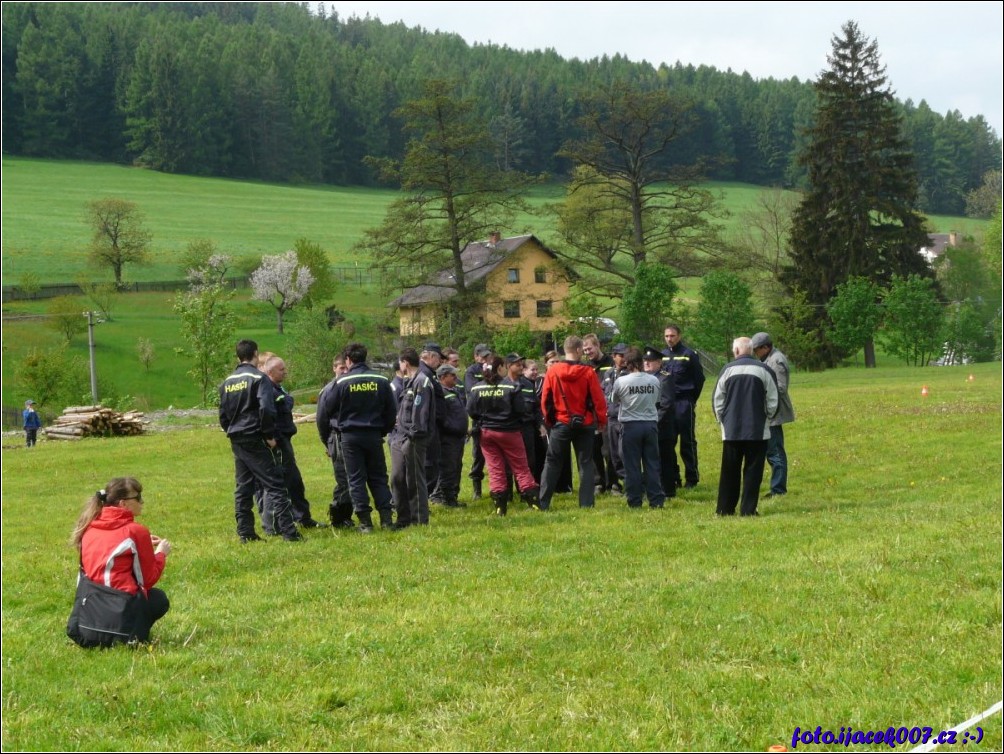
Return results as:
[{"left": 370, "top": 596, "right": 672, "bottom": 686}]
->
[
  {"left": 69, "top": 477, "right": 171, "bottom": 645},
  {"left": 467, "top": 355, "right": 540, "bottom": 516}
]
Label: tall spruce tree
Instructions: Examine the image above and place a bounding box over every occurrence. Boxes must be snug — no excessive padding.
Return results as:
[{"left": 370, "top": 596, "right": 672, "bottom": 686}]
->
[{"left": 785, "top": 21, "right": 931, "bottom": 367}]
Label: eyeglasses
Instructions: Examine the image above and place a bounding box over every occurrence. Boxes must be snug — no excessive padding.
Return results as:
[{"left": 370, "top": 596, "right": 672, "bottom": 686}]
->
[{"left": 123, "top": 495, "right": 143, "bottom": 503}]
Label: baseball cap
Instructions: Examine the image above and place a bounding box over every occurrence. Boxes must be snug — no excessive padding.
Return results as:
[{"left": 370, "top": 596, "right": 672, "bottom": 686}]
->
[
  {"left": 504, "top": 352, "right": 525, "bottom": 364},
  {"left": 436, "top": 364, "right": 459, "bottom": 378},
  {"left": 25, "top": 399, "right": 35, "bottom": 406},
  {"left": 611, "top": 343, "right": 628, "bottom": 355},
  {"left": 750, "top": 332, "right": 772, "bottom": 349},
  {"left": 474, "top": 343, "right": 492, "bottom": 357},
  {"left": 642, "top": 347, "right": 663, "bottom": 361},
  {"left": 423, "top": 342, "right": 444, "bottom": 357}
]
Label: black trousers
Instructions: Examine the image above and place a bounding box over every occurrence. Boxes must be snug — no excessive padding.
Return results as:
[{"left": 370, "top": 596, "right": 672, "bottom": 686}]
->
[
  {"left": 327, "top": 433, "right": 354, "bottom": 525},
  {"left": 340, "top": 430, "right": 393, "bottom": 516},
  {"left": 540, "top": 422, "right": 595, "bottom": 509},
  {"left": 276, "top": 435, "right": 314, "bottom": 523},
  {"left": 425, "top": 428, "right": 441, "bottom": 496},
  {"left": 230, "top": 437, "right": 297, "bottom": 538},
  {"left": 469, "top": 432, "right": 486, "bottom": 482},
  {"left": 390, "top": 434, "right": 429, "bottom": 526},
  {"left": 673, "top": 398, "right": 700, "bottom": 486},
  {"left": 439, "top": 434, "right": 466, "bottom": 504},
  {"left": 146, "top": 587, "right": 170, "bottom": 627},
  {"left": 606, "top": 420, "right": 625, "bottom": 486},
  {"left": 716, "top": 439, "right": 768, "bottom": 516},
  {"left": 25, "top": 428, "right": 38, "bottom": 447},
  {"left": 658, "top": 417, "right": 678, "bottom": 499}
]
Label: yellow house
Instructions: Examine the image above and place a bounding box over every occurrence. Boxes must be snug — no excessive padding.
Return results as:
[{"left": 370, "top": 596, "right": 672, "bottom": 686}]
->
[{"left": 389, "top": 234, "right": 572, "bottom": 337}]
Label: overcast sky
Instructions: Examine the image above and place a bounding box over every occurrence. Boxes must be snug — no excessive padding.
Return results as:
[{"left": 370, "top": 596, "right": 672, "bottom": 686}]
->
[{"left": 324, "top": 1, "right": 1004, "bottom": 136}]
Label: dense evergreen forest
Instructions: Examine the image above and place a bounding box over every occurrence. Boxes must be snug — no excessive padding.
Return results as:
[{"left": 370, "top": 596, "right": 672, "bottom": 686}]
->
[{"left": 2, "top": 2, "right": 999, "bottom": 215}]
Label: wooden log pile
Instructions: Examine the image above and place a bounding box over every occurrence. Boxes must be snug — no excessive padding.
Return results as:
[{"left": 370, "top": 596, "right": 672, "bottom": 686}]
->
[{"left": 44, "top": 405, "right": 148, "bottom": 441}]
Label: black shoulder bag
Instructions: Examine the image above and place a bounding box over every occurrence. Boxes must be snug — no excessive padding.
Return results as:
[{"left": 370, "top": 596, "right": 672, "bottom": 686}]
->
[{"left": 66, "top": 564, "right": 151, "bottom": 648}]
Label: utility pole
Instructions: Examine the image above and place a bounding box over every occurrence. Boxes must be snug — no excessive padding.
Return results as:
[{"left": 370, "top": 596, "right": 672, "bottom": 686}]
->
[{"left": 84, "top": 311, "right": 99, "bottom": 404}]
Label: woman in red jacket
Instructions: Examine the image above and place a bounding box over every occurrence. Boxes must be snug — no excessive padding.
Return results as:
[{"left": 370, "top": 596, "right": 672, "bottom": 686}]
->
[{"left": 71, "top": 477, "right": 171, "bottom": 638}]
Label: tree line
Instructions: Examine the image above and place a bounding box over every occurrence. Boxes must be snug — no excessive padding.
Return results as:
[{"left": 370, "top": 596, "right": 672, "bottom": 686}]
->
[{"left": 2, "top": 2, "right": 1000, "bottom": 215}]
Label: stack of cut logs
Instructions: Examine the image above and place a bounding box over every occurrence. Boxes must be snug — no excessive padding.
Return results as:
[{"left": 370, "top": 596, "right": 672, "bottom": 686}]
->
[{"left": 44, "top": 405, "right": 147, "bottom": 441}]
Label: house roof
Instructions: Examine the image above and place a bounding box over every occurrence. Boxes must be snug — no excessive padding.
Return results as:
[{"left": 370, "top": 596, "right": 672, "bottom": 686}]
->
[
  {"left": 388, "top": 235, "right": 560, "bottom": 308},
  {"left": 919, "top": 232, "right": 956, "bottom": 263}
]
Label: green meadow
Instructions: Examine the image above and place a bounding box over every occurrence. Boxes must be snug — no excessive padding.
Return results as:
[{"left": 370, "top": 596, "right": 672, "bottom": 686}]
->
[
  {"left": 1, "top": 362, "right": 1000, "bottom": 750},
  {"left": 1, "top": 157, "right": 990, "bottom": 412},
  {"left": 1, "top": 157, "right": 987, "bottom": 284}
]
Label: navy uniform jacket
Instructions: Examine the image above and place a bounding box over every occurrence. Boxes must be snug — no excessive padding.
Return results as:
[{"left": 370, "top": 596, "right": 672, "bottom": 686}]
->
[
  {"left": 661, "top": 342, "right": 705, "bottom": 401},
  {"left": 440, "top": 384, "right": 470, "bottom": 438},
  {"left": 601, "top": 365, "right": 627, "bottom": 423},
  {"left": 396, "top": 371, "right": 436, "bottom": 440},
  {"left": 315, "top": 362, "right": 397, "bottom": 442},
  {"left": 272, "top": 382, "right": 297, "bottom": 438},
  {"left": 464, "top": 361, "right": 489, "bottom": 395},
  {"left": 467, "top": 378, "right": 526, "bottom": 431},
  {"left": 219, "top": 363, "right": 276, "bottom": 440},
  {"left": 518, "top": 375, "right": 543, "bottom": 428},
  {"left": 656, "top": 371, "right": 677, "bottom": 425}
]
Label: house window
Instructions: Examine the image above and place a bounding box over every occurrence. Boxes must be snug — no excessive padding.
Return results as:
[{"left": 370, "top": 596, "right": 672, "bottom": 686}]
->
[
  {"left": 503, "top": 300, "right": 520, "bottom": 319},
  {"left": 534, "top": 268, "right": 547, "bottom": 284},
  {"left": 507, "top": 268, "right": 520, "bottom": 283},
  {"left": 536, "top": 300, "right": 553, "bottom": 317}
]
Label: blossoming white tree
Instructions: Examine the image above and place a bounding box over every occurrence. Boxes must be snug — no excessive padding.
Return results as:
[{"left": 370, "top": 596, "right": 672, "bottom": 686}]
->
[{"left": 250, "top": 250, "right": 315, "bottom": 334}]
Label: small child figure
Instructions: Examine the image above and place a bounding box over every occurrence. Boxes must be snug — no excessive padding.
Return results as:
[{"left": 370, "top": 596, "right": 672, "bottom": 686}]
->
[{"left": 23, "top": 400, "right": 42, "bottom": 447}]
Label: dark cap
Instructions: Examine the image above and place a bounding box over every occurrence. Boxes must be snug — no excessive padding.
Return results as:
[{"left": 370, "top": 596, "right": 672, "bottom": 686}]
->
[
  {"left": 504, "top": 352, "right": 525, "bottom": 365},
  {"left": 436, "top": 364, "right": 459, "bottom": 378},
  {"left": 423, "top": 342, "right": 443, "bottom": 357},
  {"left": 642, "top": 347, "right": 663, "bottom": 361},
  {"left": 750, "top": 332, "right": 772, "bottom": 349},
  {"left": 611, "top": 343, "right": 628, "bottom": 355},
  {"left": 474, "top": 343, "right": 492, "bottom": 357}
]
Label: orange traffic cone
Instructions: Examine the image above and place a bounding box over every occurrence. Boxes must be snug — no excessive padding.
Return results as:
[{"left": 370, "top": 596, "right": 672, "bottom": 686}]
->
[{"left": 921, "top": 385, "right": 929, "bottom": 397}]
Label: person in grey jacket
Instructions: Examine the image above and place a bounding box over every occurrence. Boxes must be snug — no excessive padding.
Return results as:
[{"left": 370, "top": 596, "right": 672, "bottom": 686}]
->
[
  {"left": 609, "top": 347, "right": 665, "bottom": 508},
  {"left": 712, "top": 336, "right": 778, "bottom": 517},
  {"left": 751, "top": 332, "right": 795, "bottom": 498},
  {"left": 390, "top": 348, "right": 436, "bottom": 528}
]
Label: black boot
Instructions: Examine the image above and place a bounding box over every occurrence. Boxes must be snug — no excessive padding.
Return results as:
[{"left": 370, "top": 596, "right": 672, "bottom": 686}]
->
[
  {"left": 471, "top": 479, "right": 483, "bottom": 500},
  {"left": 356, "top": 511, "right": 374, "bottom": 534},
  {"left": 491, "top": 491, "right": 508, "bottom": 517},
  {"left": 378, "top": 509, "right": 397, "bottom": 530},
  {"left": 521, "top": 486, "right": 541, "bottom": 511}
]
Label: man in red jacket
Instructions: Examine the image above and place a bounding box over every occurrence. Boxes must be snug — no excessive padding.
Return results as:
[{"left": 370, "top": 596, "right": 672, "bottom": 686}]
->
[{"left": 539, "top": 335, "right": 608, "bottom": 509}]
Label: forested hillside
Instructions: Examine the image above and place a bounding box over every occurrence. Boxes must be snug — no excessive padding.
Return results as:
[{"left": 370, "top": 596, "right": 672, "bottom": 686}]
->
[{"left": 2, "top": 2, "right": 999, "bottom": 215}]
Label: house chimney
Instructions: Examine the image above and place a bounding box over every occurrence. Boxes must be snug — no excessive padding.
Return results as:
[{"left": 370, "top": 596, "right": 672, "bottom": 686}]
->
[{"left": 488, "top": 231, "right": 502, "bottom": 247}]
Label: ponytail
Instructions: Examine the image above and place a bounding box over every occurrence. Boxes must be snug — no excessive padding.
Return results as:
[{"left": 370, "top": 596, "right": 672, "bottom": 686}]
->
[{"left": 70, "top": 477, "right": 142, "bottom": 548}]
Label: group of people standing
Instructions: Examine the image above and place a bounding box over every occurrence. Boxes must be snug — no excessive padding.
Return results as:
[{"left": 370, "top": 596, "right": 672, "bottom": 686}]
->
[{"left": 212, "top": 323, "right": 794, "bottom": 540}]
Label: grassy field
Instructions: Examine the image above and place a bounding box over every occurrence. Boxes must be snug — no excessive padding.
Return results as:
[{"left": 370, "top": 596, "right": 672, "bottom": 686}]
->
[
  {"left": 0, "top": 157, "right": 993, "bottom": 411},
  {"left": 1, "top": 157, "right": 989, "bottom": 285},
  {"left": 1, "top": 362, "right": 1000, "bottom": 751}
]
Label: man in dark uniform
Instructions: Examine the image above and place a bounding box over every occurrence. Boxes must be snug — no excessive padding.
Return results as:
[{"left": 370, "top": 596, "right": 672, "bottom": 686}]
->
[
  {"left": 661, "top": 323, "right": 706, "bottom": 489},
  {"left": 419, "top": 343, "right": 447, "bottom": 500},
  {"left": 464, "top": 343, "right": 493, "bottom": 499},
  {"left": 436, "top": 364, "right": 469, "bottom": 508},
  {"left": 315, "top": 342, "right": 398, "bottom": 533},
  {"left": 390, "top": 348, "right": 436, "bottom": 527},
  {"left": 219, "top": 339, "right": 302, "bottom": 543},
  {"left": 582, "top": 333, "right": 616, "bottom": 494},
  {"left": 643, "top": 346, "right": 678, "bottom": 499},
  {"left": 601, "top": 343, "right": 628, "bottom": 494},
  {"left": 316, "top": 354, "right": 354, "bottom": 528},
  {"left": 262, "top": 356, "right": 324, "bottom": 530}
]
